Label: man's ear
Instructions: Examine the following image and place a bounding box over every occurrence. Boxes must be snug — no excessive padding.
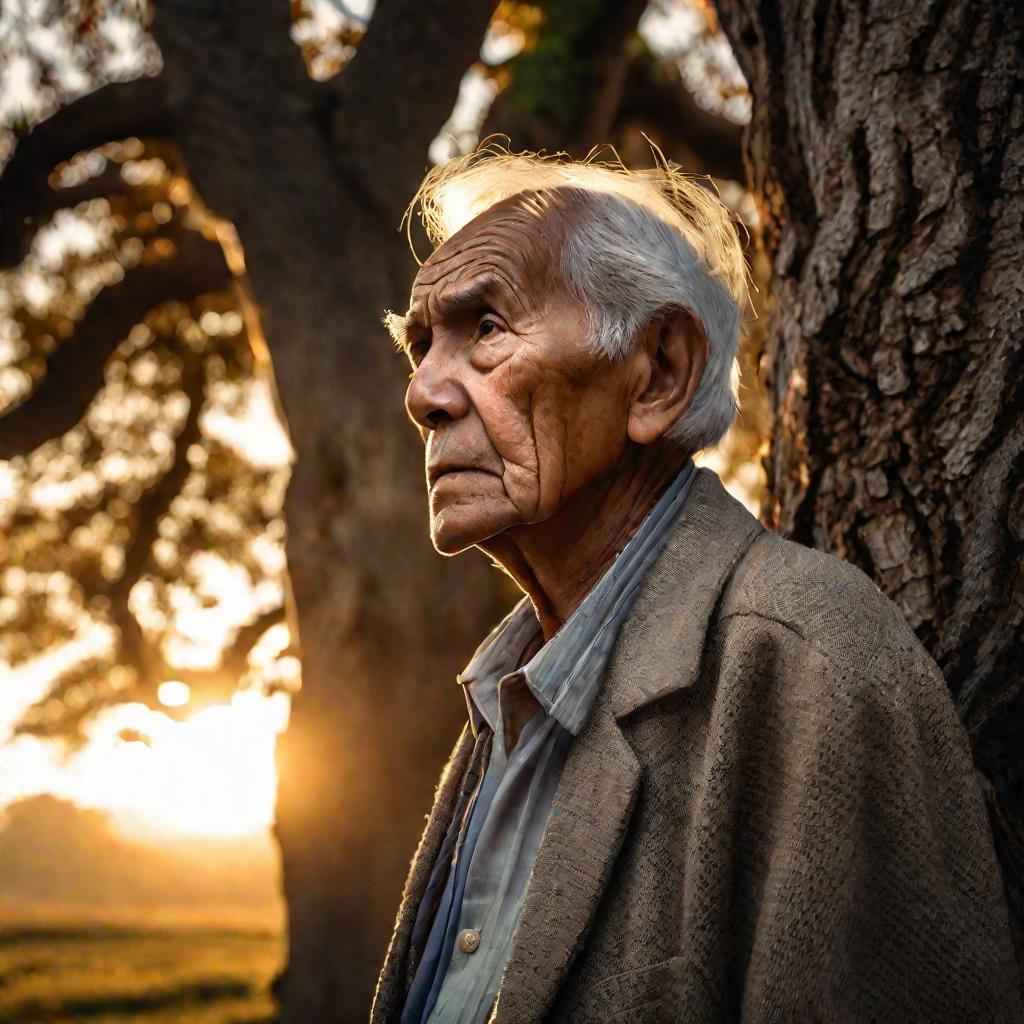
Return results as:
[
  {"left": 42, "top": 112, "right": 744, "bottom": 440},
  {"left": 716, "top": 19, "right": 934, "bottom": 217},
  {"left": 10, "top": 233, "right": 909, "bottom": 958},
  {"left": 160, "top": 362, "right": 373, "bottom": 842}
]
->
[{"left": 627, "top": 306, "right": 708, "bottom": 446}]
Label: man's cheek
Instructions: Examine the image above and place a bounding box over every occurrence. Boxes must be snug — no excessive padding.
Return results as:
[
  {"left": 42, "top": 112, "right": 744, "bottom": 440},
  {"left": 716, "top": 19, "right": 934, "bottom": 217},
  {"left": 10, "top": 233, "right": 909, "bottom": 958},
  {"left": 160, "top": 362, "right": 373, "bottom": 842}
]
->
[
  {"left": 500, "top": 463, "right": 542, "bottom": 519},
  {"left": 479, "top": 403, "right": 541, "bottom": 505},
  {"left": 492, "top": 349, "right": 544, "bottom": 420},
  {"left": 528, "top": 397, "right": 571, "bottom": 517}
]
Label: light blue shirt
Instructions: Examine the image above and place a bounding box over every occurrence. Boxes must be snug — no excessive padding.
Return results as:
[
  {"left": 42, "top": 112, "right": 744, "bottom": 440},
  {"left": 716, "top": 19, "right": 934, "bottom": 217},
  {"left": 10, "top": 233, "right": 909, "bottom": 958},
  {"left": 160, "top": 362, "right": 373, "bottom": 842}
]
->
[{"left": 401, "top": 458, "right": 698, "bottom": 1024}]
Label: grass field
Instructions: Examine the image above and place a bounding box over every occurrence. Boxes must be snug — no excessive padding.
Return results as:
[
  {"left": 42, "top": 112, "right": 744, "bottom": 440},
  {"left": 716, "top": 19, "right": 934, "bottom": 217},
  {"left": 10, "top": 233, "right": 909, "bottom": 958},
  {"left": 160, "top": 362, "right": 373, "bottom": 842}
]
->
[{"left": 0, "top": 906, "right": 284, "bottom": 1024}]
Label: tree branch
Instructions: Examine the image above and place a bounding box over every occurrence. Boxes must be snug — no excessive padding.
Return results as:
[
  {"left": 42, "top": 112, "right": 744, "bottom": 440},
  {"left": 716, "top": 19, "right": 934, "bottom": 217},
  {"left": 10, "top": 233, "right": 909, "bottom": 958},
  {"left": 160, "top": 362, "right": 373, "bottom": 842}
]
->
[
  {"left": 123, "top": 610, "right": 287, "bottom": 714},
  {"left": 104, "top": 350, "right": 208, "bottom": 700},
  {"left": 331, "top": 0, "right": 498, "bottom": 221},
  {"left": 0, "top": 231, "right": 230, "bottom": 460},
  {"left": 12, "top": 657, "right": 109, "bottom": 745},
  {"left": 481, "top": 0, "right": 646, "bottom": 156},
  {"left": 40, "top": 163, "right": 131, "bottom": 218},
  {"left": 614, "top": 56, "right": 746, "bottom": 182},
  {"left": 0, "top": 76, "right": 172, "bottom": 268},
  {"left": 105, "top": 355, "right": 286, "bottom": 711},
  {"left": 481, "top": 6, "right": 744, "bottom": 183},
  {"left": 572, "top": 0, "right": 652, "bottom": 149},
  {"left": 165, "top": 607, "right": 288, "bottom": 710},
  {"left": 152, "top": 0, "right": 316, "bottom": 115},
  {"left": 125, "top": 361, "right": 206, "bottom": 604}
]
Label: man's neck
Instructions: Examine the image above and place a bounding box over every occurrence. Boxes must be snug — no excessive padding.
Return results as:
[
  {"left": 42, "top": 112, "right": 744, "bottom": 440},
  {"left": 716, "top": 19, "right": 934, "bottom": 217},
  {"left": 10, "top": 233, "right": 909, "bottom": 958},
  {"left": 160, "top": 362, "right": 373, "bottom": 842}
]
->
[{"left": 479, "top": 442, "right": 690, "bottom": 641}]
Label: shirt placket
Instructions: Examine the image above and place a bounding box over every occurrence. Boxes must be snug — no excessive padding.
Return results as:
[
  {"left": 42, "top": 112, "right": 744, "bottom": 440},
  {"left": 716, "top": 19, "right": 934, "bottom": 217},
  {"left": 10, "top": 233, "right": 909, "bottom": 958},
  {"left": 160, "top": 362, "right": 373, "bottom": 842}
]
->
[
  {"left": 442, "top": 727, "right": 506, "bottom": 973},
  {"left": 440, "top": 673, "right": 543, "bottom": 979}
]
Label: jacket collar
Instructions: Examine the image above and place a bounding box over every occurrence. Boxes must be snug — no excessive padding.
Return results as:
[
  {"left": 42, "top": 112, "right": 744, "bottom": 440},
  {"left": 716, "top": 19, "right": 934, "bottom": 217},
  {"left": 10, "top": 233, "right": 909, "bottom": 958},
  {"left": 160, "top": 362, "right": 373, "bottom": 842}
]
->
[
  {"left": 604, "top": 466, "right": 764, "bottom": 719},
  {"left": 492, "top": 468, "right": 763, "bottom": 1022}
]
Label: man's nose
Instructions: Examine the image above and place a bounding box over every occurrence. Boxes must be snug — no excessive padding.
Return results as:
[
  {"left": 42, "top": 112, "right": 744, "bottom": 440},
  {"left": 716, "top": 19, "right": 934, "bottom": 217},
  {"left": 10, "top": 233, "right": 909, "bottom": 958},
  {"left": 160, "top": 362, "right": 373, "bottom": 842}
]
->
[{"left": 405, "top": 354, "right": 470, "bottom": 432}]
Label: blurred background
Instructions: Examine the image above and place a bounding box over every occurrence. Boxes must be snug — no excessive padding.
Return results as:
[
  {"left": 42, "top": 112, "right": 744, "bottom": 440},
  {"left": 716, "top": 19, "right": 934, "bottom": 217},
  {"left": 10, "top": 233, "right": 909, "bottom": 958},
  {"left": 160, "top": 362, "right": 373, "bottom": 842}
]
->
[{"left": 1, "top": 0, "right": 1020, "bottom": 1021}]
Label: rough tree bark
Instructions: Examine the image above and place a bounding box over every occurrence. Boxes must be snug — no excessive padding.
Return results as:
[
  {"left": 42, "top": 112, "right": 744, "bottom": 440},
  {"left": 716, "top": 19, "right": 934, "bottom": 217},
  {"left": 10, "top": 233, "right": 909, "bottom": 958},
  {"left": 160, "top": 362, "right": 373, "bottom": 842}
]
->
[{"left": 715, "top": 0, "right": 1024, "bottom": 969}]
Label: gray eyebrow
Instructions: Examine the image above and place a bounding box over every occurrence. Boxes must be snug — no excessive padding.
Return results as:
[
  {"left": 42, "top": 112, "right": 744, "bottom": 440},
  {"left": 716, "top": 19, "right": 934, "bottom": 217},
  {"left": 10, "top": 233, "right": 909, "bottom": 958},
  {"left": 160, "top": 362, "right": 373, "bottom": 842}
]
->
[
  {"left": 382, "top": 310, "right": 423, "bottom": 354},
  {"left": 383, "top": 273, "right": 514, "bottom": 354},
  {"left": 439, "top": 276, "right": 501, "bottom": 314}
]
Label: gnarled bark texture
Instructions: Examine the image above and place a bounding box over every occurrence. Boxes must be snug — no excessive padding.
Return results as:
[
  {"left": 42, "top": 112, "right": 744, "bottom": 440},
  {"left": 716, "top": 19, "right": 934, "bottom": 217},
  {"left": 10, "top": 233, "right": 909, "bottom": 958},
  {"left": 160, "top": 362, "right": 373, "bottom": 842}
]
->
[{"left": 716, "top": 0, "right": 1024, "bottom": 968}]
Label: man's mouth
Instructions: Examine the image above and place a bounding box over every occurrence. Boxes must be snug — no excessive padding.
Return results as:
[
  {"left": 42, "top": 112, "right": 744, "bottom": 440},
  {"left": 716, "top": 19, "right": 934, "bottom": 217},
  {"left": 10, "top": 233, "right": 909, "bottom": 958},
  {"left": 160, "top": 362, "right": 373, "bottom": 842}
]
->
[{"left": 428, "top": 466, "right": 490, "bottom": 486}]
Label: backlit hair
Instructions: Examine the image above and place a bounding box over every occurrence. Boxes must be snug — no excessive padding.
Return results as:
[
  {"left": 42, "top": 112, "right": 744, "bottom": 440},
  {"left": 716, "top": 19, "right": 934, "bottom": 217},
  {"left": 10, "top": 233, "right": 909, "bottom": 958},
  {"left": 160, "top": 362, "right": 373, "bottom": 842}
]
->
[{"left": 404, "top": 140, "right": 751, "bottom": 454}]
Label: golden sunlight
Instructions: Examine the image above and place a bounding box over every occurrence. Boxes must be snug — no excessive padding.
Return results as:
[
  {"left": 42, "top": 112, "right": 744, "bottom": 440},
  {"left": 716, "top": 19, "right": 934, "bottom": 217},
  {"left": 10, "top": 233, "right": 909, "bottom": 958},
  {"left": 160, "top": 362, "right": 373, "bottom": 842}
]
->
[
  {"left": 157, "top": 679, "right": 190, "bottom": 707},
  {"left": 0, "top": 686, "right": 291, "bottom": 842}
]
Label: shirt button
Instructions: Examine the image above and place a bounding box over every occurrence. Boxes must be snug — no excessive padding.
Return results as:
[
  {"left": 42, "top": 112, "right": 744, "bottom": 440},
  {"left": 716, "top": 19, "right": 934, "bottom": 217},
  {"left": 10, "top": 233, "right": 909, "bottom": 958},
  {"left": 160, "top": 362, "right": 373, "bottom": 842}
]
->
[{"left": 457, "top": 928, "right": 481, "bottom": 954}]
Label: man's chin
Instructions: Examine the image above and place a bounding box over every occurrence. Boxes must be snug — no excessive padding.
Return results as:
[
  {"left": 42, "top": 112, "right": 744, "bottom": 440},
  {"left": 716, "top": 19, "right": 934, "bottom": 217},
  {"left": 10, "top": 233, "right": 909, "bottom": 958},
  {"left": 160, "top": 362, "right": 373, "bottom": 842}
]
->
[
  {"left": 429, "top": 510, "right": 508, "bottom": 556},
  {"left": 431, "top": 535, "right": 474, "bottom": 557}
]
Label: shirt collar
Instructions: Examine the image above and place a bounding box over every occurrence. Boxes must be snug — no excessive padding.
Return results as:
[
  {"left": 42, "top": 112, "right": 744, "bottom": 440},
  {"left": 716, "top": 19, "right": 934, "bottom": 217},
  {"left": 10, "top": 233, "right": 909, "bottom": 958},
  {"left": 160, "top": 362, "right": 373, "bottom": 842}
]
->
[
  {"left": 457, "top": 599, "right": 541, "bottom": 737},
  {"left": 458, "top": 458, "right": 698, "bottom": 737}
]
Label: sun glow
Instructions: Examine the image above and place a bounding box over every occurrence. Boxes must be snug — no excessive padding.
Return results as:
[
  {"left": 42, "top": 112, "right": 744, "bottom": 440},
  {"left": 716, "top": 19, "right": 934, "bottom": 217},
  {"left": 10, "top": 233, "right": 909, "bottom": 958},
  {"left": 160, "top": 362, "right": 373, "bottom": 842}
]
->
[
  {"left": 0, "top": 689, "right": 290, "bottom": 841},
  {"left": 157, "top": 679, "right": 190, "bottom": 707}
]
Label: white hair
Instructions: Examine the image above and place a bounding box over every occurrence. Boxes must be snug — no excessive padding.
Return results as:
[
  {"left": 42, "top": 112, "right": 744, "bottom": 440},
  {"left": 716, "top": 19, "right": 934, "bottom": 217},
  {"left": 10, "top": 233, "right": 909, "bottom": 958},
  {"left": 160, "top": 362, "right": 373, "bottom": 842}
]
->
[{"left": 407, "top": 143, "right": 750, "bottom": 454}]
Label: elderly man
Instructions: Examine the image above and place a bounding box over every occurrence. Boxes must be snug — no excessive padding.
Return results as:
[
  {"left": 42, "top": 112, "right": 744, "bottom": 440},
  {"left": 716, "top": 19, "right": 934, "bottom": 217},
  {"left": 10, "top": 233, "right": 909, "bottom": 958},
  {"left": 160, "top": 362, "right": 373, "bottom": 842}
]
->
[{"left": 371, "top": 150, "right": 1021, "bottom": 1024}]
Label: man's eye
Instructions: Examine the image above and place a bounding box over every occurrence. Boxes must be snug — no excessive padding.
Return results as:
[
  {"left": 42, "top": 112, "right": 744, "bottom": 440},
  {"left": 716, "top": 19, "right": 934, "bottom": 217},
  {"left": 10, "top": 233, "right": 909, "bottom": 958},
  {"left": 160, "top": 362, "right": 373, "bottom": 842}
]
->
[
  {"left": 410, "top": 340, "right": 430, "bottom": 364},
  {"left": 477, "top": 318, "right": 500, "bottom": 340}
]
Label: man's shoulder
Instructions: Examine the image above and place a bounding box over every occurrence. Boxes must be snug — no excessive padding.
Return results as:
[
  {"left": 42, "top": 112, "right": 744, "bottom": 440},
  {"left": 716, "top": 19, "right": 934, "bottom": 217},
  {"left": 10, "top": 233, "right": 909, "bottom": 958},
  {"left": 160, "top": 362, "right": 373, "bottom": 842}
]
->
[
  {"left": 610, "top": 468, "right": 947, "bottom": 720},
  {"left": 718, "top": 526, "right": 937, "bottom": 685}
]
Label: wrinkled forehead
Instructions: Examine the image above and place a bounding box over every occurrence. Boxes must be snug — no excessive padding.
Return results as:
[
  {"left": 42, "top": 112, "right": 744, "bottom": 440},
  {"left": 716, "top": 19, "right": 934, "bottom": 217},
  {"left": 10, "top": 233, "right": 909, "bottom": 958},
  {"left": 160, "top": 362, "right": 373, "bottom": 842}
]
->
[{"left": 409, "top": 188, "right": 584, "bottom": 308}]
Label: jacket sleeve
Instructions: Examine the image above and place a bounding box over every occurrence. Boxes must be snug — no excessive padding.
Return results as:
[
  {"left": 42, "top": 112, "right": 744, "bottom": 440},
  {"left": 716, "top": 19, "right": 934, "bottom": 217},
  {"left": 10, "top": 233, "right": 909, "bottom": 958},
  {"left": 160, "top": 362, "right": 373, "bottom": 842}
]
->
[{"left": 732, "top": 618, "right": 1022, "bottom": 1023}]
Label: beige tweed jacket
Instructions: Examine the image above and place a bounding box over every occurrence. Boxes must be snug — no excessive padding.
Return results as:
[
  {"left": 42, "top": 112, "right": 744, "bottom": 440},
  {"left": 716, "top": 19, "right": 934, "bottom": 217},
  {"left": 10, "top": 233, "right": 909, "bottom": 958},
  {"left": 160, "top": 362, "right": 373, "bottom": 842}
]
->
[{"left": 371, "top": 468, "right": 1022, "bottom": 1023}]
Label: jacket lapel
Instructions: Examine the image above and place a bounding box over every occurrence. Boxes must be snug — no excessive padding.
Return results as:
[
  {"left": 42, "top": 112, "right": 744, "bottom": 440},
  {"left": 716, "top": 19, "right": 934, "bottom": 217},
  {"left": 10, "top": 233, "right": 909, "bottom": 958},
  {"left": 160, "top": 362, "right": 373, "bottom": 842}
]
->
[
  {"left": 492, "top": 702, "right": 641, "bottom": 1024},
  {"left": 370, "top": 722, "right": 477, "bottom": 1024},
  {"left": 492, "top": 469, "right": 764, "bottom": 1022},
  {"left": 605, "top": 467, "right": 764, "bottom": 718}
]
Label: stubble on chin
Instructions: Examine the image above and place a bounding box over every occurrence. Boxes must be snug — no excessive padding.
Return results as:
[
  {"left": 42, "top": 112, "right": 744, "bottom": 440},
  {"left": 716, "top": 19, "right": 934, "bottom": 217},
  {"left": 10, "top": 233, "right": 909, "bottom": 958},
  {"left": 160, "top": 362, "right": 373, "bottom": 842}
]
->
[{"left": 429, "top": 491, "right": 522, "bottom": 556}]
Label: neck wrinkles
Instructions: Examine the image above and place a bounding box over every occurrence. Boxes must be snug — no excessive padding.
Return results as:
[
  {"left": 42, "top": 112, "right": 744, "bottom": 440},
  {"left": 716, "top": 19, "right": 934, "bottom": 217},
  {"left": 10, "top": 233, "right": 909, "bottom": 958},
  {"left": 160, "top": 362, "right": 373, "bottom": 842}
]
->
[{"left": 481, "top": 441, "right": 690, "bottom": 640}]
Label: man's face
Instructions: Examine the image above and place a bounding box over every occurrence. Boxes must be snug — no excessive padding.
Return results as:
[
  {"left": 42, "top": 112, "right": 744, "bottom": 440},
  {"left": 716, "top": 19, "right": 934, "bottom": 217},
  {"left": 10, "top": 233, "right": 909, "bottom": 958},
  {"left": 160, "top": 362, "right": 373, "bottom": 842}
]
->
[{"left": 396, "top": 197, "right": 642, "bottom": 555}]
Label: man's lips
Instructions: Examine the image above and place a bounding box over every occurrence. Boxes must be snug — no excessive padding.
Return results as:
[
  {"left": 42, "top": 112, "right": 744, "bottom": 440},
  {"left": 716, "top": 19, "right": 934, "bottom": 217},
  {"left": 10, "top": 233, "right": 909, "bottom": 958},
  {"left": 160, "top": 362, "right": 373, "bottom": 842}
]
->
[{"left": 427, "top": 465, "right": 493, "bottom": 486}]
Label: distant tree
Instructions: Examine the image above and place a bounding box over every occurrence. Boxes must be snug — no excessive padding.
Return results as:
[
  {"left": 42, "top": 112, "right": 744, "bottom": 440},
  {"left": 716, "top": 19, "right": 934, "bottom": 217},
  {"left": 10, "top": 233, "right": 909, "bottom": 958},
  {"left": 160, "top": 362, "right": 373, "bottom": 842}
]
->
[
  {"left": 0, "top": 795, "right": 115, "bottom": 899},
  {"left": 0, "top": 794, "right": 278, "bottom": 908}
]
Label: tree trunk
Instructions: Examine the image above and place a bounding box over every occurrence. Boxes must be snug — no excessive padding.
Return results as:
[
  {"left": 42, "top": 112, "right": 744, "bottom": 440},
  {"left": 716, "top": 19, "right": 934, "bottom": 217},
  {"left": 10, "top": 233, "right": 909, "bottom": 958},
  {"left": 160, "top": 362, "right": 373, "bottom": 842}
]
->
[
  {"left": 147, "top": 3, "right": 506, "bottom": 1019},
  {"left": 715, "top": 0, "right": 1024, "bottom": 967}
]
